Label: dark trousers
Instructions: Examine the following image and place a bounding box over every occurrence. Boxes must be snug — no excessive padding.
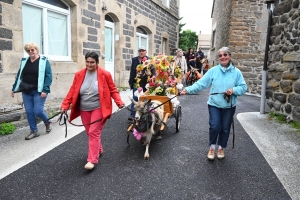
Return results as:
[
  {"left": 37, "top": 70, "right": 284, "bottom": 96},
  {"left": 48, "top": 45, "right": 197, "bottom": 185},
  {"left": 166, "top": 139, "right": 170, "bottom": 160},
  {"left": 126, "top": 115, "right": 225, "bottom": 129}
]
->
[
  {"left": 196, "top": 62, "right": 202, "bottom": 73},
  {"left": 208, "top": 105, "right": 236, "bottom": 148},
  {"left": 130, "top": 88, "right": 138, "bottom": 117}
]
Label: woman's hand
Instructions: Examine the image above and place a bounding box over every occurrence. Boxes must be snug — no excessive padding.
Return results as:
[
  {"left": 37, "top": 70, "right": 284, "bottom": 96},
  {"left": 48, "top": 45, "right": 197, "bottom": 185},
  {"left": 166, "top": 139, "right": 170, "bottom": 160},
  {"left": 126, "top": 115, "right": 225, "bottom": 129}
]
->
[
  {"left": 40, "top": 92, "right": 47, "bottom": 98},
  {"left": 118, "top": 104, "right": 125, "bottom": 109},
  {"left": 180, "top": 89, "right": 188, "bottom": 95},
  {"left": 226, "top": 88, "right": 233, "bottom": 95},
  {"left": 60, "top": 108, "right": 67, "bottom": 113},
  {"left": 11, "top": 91, "right": 14, "bottom": 98}
]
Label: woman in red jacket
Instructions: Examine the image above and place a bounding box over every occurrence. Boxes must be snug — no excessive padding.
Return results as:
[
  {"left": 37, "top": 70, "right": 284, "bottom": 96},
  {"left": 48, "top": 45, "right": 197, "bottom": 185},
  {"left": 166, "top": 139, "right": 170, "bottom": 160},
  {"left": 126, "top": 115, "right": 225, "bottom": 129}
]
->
[{"left": 61, "top": 52, "right": 124, "bottom": 170}]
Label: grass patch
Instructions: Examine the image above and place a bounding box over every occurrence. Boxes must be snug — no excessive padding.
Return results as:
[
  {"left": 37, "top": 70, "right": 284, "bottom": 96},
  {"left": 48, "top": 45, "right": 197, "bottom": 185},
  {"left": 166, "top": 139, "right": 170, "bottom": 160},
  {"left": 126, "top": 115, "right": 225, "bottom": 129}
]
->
[
  {"left": 118, "top": 87, "right": 128, "bottom": 92},
  {"left": 268, "top": 111, "right": 300, "bottom": 132},
  {"left": 0, "top": 122, "right": 16, "bottom": 135}
]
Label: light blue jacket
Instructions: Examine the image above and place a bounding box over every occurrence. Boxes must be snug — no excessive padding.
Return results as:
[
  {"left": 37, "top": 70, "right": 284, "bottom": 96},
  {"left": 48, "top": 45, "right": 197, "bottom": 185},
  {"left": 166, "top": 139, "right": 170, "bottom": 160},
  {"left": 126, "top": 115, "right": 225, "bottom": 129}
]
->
[
  {"left": 185, "top": 62, "right": 247, "bottom": 108},
  {"left": 12, "top": 56, "right": 52, "bottom": 93}
]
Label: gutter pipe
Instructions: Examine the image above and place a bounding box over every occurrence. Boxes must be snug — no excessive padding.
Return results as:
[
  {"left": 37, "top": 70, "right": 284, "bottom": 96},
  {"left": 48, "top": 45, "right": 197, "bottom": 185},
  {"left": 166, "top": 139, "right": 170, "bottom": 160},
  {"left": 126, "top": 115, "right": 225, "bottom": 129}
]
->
[{"left": 260, "top": 1, "right": 274, "bottom": 114}]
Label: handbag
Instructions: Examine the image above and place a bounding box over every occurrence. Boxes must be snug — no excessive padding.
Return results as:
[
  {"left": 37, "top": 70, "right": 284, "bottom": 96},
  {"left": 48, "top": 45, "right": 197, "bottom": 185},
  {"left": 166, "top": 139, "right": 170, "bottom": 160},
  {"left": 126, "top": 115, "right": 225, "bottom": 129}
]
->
[{"left": 19, "top": 81, "right": 36, "bottom": 92}]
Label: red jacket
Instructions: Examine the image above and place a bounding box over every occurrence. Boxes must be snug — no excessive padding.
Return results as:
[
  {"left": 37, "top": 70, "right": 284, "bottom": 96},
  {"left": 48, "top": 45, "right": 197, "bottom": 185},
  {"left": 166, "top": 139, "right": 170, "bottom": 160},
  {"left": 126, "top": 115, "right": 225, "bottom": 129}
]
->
[{"left": 61, "top": 67, "right": 124, "bottom": 122}]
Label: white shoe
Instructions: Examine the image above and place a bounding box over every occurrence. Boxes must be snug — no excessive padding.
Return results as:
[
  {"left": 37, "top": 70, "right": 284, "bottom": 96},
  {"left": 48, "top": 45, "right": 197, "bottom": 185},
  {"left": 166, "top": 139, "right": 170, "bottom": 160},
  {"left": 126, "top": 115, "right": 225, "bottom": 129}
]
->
[{"left": 84, "top": 162, "right": 94, "bottom": 170}]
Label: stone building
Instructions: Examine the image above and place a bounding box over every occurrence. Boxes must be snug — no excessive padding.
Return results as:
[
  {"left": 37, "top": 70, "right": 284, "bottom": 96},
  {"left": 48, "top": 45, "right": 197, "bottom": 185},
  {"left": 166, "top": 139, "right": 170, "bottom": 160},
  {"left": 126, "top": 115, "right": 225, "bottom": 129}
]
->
[
  {"left": 210, "top": 0, "right": 268, "bottom": 94},
  {"left": 266, "top": 0, "right": 300, "bottom": 123},
  {"left": 197, "top": 32, "right": 211, "bottom": 58},
  {"left": 211, "top": 0, "right": 300, "bottom": 123},
  {"left": 0, "top": 0, "right": 180, "bottom": 106}
]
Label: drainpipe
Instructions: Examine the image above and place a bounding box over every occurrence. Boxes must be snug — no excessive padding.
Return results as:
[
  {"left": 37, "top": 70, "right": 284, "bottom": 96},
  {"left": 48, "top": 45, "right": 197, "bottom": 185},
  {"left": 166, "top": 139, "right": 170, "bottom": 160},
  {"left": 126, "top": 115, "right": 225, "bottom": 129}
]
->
[{"left": 260, "top": 0, "right": 274, "bottom": 114}]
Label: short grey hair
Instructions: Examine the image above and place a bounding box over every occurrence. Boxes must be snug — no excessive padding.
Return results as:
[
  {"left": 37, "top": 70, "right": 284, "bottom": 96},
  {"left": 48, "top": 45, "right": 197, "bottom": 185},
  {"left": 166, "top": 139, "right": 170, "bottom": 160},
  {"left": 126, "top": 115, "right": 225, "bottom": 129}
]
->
[
  {"left": 218, "top": 47, "right": 231, "bottom": 55},
  {"left": 176, "top": 48, "right": 183, "bottom": 54}
]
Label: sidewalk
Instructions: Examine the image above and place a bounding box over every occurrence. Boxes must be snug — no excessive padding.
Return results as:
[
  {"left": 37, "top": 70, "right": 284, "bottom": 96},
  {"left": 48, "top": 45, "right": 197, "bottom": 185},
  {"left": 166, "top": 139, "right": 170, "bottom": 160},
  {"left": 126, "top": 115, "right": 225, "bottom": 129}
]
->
[
  {"left": 0, "top": 89, "right": 133, "bottom": 180},
  {"left": 237, "top": 112, "right": 300, "bottom": 200}
]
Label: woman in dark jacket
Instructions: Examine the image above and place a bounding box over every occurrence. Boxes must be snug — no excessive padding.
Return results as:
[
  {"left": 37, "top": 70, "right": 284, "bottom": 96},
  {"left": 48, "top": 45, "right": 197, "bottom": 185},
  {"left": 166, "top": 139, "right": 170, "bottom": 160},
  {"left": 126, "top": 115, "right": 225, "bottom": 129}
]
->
[{"left": 11, "top": 42, "right": 52, "bottom": 140}]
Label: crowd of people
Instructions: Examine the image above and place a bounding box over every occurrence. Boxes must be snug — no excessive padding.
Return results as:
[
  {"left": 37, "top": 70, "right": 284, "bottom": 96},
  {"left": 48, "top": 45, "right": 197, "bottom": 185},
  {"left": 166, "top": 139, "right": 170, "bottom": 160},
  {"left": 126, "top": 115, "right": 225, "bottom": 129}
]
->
[{"left": 11, "top": 42, "right": 246, "bottom": 170}]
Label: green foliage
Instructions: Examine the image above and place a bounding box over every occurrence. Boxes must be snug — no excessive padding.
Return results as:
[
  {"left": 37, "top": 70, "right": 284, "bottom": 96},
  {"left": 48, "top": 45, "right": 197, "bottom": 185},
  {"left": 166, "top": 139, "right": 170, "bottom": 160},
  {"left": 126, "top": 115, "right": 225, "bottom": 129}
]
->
[
  {"left": 291, "top": 121, "right": 300, "bottom": 131},
  {"left": 268, "top": 111, "right": 300, "bottom": 132},
  {"left": 178, "top": 17, "right": 186, "bottom": 34},
  {"left": 0, "top": 122, "right": 16, "bottom": 135},
  {"left": 117, "top": 87, "right": 127, "bottom": 92},
  {"left": 276, "top": 114, "right": 286, "bottom": 123},
  {"left": 268, "top": 111, "right": 276, "bottom": 119},
  {"left": 179, "top": 29, "right": 198, "bottom": 52}
]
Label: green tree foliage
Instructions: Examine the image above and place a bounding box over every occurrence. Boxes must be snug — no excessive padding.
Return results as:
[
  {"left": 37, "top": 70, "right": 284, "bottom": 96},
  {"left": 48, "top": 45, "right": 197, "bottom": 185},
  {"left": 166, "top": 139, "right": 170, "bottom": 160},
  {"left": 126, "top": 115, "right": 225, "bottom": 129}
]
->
[{"left": 179, "top": 29, "right": 198, "bottom": 52}]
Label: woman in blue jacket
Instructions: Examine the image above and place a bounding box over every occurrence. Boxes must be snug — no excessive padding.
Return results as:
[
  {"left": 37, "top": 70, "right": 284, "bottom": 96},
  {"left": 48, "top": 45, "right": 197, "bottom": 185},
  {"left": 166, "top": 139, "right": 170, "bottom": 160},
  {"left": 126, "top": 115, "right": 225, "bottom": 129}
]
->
[
  {"left": 11, "top": 42, "right": 53, "bottom": 140},
  {"left": 180, "top": 47, "right": 247, "bottom": 160}
]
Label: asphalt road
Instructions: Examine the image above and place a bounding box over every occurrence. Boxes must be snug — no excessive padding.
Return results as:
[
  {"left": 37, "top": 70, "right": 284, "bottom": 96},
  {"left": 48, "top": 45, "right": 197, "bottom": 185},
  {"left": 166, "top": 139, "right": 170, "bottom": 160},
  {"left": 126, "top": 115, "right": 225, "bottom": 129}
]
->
[{"left": 0, "top": 88, "right": 291, "bottom": 199}]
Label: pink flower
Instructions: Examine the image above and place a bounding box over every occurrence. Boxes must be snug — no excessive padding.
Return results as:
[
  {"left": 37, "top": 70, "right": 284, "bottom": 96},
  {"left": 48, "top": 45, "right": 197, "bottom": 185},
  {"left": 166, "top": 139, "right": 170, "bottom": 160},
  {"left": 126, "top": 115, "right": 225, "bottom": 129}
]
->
[
  {"left": 133, "top": 128, "right": 144, "bottom": 140},
  {"left": 142, "top": 57, "right": 148, "bottom": 62},
  {"left": 138, "top": 87, "right": 143, "bottom": 92}
]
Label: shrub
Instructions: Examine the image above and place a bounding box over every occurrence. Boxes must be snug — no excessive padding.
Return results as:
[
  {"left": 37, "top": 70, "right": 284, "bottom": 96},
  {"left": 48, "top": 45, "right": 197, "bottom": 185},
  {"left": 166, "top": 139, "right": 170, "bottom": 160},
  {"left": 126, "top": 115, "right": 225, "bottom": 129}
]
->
[{"left": 0, "top": 122, "right": 16, "bottom": 135}]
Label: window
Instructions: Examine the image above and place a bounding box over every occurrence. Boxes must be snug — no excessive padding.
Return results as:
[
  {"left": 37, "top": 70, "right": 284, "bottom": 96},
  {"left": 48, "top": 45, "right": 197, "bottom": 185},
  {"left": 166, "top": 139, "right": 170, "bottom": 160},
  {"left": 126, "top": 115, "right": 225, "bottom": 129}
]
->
[
  {"left": 162, "top": 38, "right": 167, "bottom": 55},
  {"left": 136, "top": 27, "right": 148, "bottom": 56},
  {"left": 212, "top": 30, "right": 216, "bottom": 49},
  {"left": 22, "top": 0, "right": 71, "bottom": 61},
  {"left": 162, "top": 0, "right": 170, "bottom": 8}
]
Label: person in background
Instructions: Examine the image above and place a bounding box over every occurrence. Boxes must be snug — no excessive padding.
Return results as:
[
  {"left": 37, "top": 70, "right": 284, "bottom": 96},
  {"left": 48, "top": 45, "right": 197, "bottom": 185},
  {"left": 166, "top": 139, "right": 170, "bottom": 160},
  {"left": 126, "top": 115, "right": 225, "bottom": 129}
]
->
[
  {"left": 180, "top": 47, "right": 247, "bottom": 161},
  {"left": 195, "top": 47, "right": 204, "bottom": 74},
  {"left": 202, "top": 59, "right": 210, "bottom": 75},
  {"left": 61, "top": 52, "right": 125, "bottom": 170},
  {"left": 186, "top": 47, "right": 196, "bottom": 70},
  {"left": 174, "top": 48, "right": 188, "bottom": 82},
  {"left": 11, "top": 42, "right": 52, "bottom": 140},
  {"left": 128, "top": 46, "right": 156, "bottom": 121}
]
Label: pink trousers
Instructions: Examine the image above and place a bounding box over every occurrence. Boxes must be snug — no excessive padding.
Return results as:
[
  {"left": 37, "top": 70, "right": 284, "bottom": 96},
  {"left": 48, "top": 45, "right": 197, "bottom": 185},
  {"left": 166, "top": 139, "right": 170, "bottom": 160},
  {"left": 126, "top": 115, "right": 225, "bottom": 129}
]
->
[{"left": 80, "top": 107, "right": 105, "bottom": 164}]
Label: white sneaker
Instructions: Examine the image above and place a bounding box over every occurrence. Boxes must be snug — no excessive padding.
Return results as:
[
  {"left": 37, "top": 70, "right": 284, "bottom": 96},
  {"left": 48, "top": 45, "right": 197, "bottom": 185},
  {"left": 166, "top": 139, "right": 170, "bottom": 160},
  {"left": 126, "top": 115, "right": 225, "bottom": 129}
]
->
[{"left": 84, "top": 162, "right": 94, "bottom": 170}]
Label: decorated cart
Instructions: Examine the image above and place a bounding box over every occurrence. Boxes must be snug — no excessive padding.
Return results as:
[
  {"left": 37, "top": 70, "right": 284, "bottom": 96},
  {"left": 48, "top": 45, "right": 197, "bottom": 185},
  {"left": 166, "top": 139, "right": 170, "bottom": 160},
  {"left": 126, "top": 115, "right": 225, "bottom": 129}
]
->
[{"left": 127, "top": 54, "right": 183, "bottom": 134}]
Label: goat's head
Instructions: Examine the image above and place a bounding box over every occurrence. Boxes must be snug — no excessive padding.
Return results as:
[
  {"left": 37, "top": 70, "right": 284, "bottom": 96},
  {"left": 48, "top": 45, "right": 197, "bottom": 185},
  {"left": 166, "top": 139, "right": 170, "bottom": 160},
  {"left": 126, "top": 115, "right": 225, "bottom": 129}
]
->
[{"left": 129, "top": 97, "right": 152, "bottom": 121}]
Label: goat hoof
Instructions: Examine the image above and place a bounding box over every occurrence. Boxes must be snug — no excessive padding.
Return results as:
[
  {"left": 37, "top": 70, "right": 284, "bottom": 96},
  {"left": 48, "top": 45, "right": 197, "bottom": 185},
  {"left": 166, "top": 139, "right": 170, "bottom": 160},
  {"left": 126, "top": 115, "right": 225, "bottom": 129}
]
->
[{"left": 144, "top": 156, "right": 149, "bottom": 160}]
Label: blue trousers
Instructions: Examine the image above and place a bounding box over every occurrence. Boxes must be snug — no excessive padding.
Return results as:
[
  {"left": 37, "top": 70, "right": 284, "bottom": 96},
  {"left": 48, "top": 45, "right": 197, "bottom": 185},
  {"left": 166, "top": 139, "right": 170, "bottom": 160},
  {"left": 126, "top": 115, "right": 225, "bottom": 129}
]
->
[
  {"left": 130, "top": 88, "right": 138, "bottom": 117},
  {"left": 208, "top": 105, "right": 236, "bottom": 148},
  {"left": 22, "top": 90, "right": 49, "bottom": 131}
]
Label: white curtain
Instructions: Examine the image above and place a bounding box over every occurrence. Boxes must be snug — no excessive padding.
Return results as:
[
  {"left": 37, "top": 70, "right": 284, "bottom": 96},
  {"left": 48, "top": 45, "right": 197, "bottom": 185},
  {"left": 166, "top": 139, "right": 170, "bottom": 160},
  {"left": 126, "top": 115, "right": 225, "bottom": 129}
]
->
[
  {"left": 105, "top": 27, "right": 113, "bottom": 61},
  {"left": 141, "top": 37, "right": 147, "bottom": 51},
  {"left": 47, "top": 11, "right": 67, "bottom": 56},
  {"left": 22, "top": 4, "right": 43, "bottom": 54},
  {"left": 135, "top": 37, "right": 139, "bottom": 56}
]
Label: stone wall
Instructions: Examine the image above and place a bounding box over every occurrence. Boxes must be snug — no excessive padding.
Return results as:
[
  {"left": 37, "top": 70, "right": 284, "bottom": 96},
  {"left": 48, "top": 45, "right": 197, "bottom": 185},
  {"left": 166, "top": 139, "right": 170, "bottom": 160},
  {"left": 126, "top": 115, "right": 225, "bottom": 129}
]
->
[
  {"left": 211, "top": 0, "right": 268, "bottom": 94},
  {"left": 117, "top": 0, "right": 179, "bottom": 71},
  {"left": 0, "top": 0, "right": 179, "bottom": 108},
  {"left": 267, "top": 0, "right": 300, "bottom": 123},
  {"left": 210, "top": 0, "right": 232, "bottom": 66},
  {"left": 229, "top": 0, "right": 268, "bottom": 94}
]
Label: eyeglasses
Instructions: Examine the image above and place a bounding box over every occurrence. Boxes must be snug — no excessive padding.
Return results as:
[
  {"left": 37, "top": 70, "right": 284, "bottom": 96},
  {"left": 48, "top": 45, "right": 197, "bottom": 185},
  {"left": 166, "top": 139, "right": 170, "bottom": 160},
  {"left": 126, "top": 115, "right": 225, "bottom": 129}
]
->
[
  {"left": 26, "top": 49, "right": 35, "bottom": 53},
  {"left": 218, "top": 53, "right": 229, "bottom": 58}
]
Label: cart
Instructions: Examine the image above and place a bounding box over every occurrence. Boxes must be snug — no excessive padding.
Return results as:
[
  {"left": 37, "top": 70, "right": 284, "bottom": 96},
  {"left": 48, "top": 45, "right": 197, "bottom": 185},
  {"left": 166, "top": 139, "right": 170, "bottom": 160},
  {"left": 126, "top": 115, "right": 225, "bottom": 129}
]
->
[{"left": 127, "top": 90, "right": 182, "bottom": 133}]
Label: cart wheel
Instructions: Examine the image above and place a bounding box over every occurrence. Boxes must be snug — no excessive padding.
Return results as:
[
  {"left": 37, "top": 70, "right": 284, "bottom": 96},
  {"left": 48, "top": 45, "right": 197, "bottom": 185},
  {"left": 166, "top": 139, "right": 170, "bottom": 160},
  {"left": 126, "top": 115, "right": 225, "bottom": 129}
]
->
[{"left": 175, "top": 105, "right": 182, "bottom": 133}]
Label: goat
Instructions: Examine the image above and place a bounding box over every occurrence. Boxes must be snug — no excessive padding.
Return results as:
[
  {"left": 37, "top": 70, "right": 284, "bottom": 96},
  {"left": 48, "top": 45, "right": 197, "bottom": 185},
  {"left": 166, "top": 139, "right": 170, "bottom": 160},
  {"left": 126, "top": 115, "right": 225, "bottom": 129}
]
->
[{"left": 129, "top": 97, "right": 164, "bottom": 159}]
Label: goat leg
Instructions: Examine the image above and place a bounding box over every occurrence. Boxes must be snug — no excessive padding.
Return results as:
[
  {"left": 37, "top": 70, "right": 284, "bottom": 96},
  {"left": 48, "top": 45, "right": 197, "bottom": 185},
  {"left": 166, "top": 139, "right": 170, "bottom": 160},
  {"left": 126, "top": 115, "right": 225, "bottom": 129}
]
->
[{"left": 144, "top": 143, "right": 150, "bottom": 159}]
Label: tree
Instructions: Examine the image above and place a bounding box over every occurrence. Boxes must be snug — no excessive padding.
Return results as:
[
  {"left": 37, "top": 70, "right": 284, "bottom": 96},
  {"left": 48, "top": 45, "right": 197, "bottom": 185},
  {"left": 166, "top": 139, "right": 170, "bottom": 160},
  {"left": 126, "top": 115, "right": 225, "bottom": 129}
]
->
[{"left": 179, "top": 29, "right": 198, "bottom": 52}]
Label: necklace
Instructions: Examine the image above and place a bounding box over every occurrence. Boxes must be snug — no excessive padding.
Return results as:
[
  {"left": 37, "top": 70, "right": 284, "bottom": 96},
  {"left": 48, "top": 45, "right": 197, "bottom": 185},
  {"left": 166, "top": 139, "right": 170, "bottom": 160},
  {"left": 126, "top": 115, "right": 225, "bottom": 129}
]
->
[{"left": 87, "top": 72, "right": 96, "bottom": 95}]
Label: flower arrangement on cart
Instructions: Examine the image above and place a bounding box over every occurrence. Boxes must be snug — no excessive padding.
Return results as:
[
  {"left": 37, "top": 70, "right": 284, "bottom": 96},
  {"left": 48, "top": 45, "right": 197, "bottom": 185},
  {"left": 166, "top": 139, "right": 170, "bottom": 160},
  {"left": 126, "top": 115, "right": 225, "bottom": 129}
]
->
[
  {"left": 129, "top": 54, "right": 184, "bottom": 146},
  {"left": 133, "top": 53, "right": 183, "bottom": 107}
]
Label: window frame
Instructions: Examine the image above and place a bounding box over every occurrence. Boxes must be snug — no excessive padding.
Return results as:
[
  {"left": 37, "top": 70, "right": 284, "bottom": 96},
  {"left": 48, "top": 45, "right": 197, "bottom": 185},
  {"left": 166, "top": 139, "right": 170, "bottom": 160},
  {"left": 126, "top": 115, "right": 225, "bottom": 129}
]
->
[
  {"left": 162, "top": 0, "right": 170, "bottom": 8},
  {"left": 22, "top": 0, "right": 72, "bottom": 61},
  {"left": 136, "top": 32, "right": 148, "bottom": 56},
  {"left": 211, "top": 30, "right": 216, "bottom": 49}
]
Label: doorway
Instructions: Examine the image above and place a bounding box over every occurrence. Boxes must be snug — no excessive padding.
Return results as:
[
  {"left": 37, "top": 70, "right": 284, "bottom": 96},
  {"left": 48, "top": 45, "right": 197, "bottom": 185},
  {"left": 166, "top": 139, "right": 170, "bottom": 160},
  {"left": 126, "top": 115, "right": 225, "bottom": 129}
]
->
[{"left": 105, "top": 16, "right": 115, "bottom": 81}]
